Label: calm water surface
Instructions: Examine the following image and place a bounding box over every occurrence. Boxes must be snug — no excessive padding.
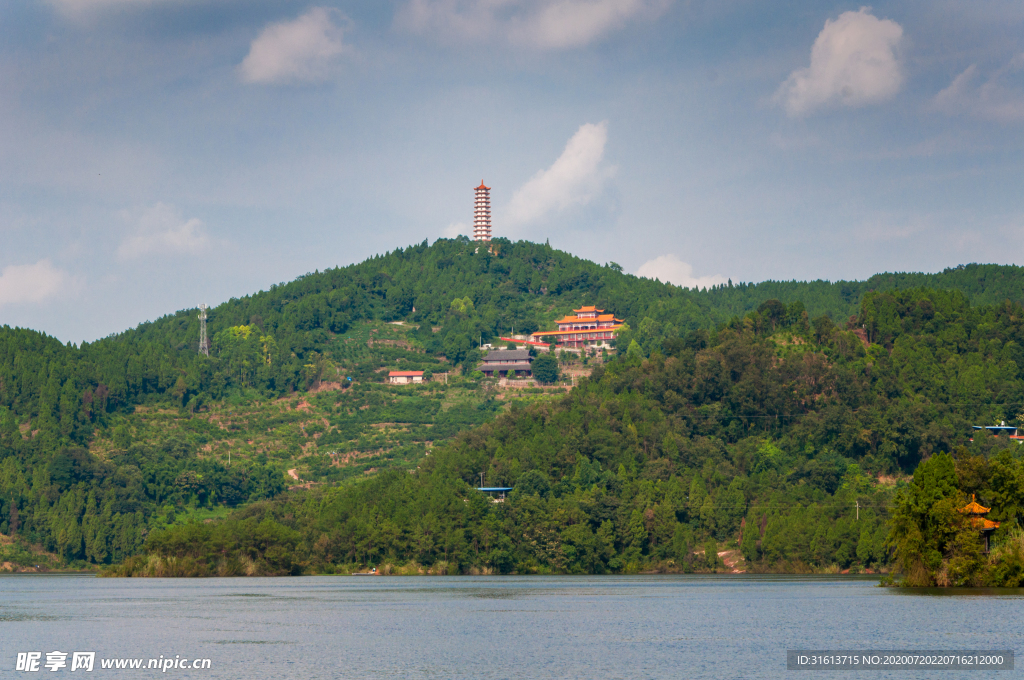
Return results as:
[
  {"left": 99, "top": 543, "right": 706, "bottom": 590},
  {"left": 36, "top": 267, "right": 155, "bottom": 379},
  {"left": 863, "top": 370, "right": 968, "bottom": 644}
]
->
[{"left": 1, "top": 575, "right": 1021, "bottom": 679}]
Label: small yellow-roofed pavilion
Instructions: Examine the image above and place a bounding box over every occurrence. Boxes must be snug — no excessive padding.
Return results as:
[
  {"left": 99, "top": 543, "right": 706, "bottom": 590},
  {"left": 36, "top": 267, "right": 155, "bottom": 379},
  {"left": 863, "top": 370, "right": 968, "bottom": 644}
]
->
[{"left": 960, "top": 494, "right": 1000, "bottom": 551}]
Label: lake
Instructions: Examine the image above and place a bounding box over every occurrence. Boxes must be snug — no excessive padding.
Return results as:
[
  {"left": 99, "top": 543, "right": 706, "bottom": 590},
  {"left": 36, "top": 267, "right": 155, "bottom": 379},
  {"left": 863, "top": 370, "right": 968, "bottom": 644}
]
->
[{"left": 1, "top": 575, "right": 1020, "bottom": 678}]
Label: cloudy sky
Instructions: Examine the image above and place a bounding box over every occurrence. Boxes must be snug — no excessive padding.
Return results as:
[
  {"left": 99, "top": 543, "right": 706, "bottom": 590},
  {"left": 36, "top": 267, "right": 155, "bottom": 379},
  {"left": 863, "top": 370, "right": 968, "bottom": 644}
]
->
[{"left": 1, "top": 0, "right": 1022, "bottom": 342}]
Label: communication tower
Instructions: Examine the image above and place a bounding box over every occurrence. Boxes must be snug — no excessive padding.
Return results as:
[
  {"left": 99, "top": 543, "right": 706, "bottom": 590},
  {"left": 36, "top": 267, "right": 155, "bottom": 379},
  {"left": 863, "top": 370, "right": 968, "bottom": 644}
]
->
[{"left": 198, "top": 304, "right": 209, "bottom": 356}]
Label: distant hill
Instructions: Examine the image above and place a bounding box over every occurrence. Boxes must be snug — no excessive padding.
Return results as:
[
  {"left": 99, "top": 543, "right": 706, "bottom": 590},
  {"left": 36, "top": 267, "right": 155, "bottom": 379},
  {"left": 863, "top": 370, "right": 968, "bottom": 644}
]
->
[
  {"left": 697, "top": 264, "right": 1024, "bottom": 323},
  {"left": 3, "top": 237, "right": 1024, "bottom": 569}
]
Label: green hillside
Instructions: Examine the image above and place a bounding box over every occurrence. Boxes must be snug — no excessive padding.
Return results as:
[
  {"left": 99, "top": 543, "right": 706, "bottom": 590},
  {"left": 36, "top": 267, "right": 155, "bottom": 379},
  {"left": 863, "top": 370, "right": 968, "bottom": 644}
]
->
[
  {"left": 113, "top": 287, "right": 1024, "bottom": 577},
  {"left": 3, "top": 237, "right": 1024, "bottom": 572}
]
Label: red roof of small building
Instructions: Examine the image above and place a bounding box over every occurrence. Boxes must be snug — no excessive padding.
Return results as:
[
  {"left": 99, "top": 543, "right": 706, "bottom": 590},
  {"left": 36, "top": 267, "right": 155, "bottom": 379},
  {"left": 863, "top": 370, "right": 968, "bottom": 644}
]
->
[
  {"left": 500, "top": 337, "right": 550, "bottom": 347},
  {"left": 388, "top": 371, "right": 424, "bottom": 377}
]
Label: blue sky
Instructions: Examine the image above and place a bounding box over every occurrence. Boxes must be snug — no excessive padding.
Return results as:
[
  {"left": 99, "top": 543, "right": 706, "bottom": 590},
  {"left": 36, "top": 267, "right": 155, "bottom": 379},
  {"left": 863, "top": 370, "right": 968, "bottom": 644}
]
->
[{"left": 0, "top": 0, "right": 1022, "bottom": 342}]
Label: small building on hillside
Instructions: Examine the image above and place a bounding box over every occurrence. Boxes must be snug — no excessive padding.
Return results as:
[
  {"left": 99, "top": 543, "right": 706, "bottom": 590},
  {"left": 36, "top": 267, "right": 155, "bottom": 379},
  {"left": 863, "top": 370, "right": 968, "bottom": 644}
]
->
[
  {"left": 388, "top": 370, "right": 424, "bottom": 384},
  {"left": 971, "top": 422, "right": 1024, "bottom": 443},
  {"left": 961, "top": 494, "right": 1000, "bottom": 552},
  {"left": 479, "top": 349, "right": 533, "bottom": 378},
  {"left": 530, "top": 305, "right": 625, "bottom": 349}
]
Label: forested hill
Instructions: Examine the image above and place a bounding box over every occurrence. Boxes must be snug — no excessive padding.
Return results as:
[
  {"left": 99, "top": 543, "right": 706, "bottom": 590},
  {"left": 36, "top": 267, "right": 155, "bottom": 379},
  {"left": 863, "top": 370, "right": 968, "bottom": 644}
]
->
[
  {"left": 4, "top": 237, "right": 1024, "bottom": 571},
  {"left": 4, "top": 237, "right": 1024, "bottom": 433},
  {"left": 119, "top": 287, "right": 1024, "bottom": 577}
]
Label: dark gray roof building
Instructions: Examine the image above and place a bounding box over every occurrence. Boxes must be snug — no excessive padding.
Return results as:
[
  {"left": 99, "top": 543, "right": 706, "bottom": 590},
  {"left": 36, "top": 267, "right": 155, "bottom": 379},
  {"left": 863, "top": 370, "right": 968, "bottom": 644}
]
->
[
  {"left": 480, "top": 349, "right": 533, "bottom": 376},
  {"left": 483, "top": 349, "right": 531, "bottom": 363}
]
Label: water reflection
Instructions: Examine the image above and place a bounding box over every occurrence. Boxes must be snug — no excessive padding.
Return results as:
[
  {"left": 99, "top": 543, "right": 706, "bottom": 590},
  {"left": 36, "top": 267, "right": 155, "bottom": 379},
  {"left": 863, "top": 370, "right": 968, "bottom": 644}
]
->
[{"left": 891, "top": 586, "right": 1024, "bottom": 597}]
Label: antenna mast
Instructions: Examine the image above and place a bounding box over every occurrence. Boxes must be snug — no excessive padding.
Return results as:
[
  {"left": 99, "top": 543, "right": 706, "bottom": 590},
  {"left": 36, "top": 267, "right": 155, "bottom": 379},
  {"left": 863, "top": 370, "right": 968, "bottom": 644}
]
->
[{"left": 198, "top": 304, "right": 209, "bottom": 356}]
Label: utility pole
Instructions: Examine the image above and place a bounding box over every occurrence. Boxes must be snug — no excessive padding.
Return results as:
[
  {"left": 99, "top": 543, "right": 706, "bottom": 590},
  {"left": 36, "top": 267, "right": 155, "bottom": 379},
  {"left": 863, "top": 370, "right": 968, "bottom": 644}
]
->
[
  {"left": 856, "top": 500, "right": 859, "bottom": 521},
  {"left": 479, "top": 472, "right": 484, "bottom": 488}
]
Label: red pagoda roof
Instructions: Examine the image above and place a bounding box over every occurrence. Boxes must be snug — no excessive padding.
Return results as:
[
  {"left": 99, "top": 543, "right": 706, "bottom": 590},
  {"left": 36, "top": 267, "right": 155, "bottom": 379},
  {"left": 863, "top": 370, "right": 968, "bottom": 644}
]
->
[
  {"left": 551, "top": 314, "right": 624, "bottom": 324},
  {"left": 533, "top": 324, "right": 625, "bottom": 337},
  {"left": 476, "top": 180, "right": 490, "bottom": 190}
]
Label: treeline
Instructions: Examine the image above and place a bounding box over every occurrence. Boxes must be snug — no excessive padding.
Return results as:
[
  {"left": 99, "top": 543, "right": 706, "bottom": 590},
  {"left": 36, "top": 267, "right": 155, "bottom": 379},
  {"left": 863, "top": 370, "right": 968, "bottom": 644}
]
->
[
  {"left": 114, "top": 287, "right": 1024, "bottom": 576},
  {"left": 0, "top": 432, "right": 284, "bottom": 565},
  {"left": 697, "top": 263, "right": 1024, "bottom": 324}
]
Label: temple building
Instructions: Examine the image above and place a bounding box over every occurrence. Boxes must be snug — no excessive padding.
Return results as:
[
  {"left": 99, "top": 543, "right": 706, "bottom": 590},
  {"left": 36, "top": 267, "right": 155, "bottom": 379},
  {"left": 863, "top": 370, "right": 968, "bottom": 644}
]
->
[
  {"left": 473, "top": 181, "right": 492, "bottom": 242},
  {"left": 479, "top": 349, "right": 532, "bottom": 378},
  {"left": 960, "top": 494, "right": 1000, "bottom": 552},
  {"left": 530, "top": 306, "right": 625, "bottom": 349}
]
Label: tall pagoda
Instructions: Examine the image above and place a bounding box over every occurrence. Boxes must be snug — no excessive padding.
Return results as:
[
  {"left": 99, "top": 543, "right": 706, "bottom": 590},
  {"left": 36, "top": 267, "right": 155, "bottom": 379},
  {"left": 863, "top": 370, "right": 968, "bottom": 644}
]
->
[{"left": 473, "top": 181, "right": 492, "bottom": 242}]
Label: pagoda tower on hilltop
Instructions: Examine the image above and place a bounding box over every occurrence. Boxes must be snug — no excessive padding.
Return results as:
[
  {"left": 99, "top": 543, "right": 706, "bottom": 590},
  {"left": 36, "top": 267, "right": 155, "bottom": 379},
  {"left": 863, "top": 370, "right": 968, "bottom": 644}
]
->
[{"left": 473, "top": 181, "right": 492, "bottom": 242}]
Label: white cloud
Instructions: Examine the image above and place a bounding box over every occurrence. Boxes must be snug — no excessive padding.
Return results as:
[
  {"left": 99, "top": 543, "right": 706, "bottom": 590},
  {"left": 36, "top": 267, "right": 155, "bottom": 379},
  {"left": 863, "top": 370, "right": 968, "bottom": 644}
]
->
[
  {"left": 506, "top": 121, "right": 615, "bottom": 224},
  {"left": 0, "top": 260, "right": 70, "bottom": 307},
  {"left": 443, "top": 222, "right": 468, "bottom": 238},
  {"left": 117, "top": 203, "right": 209, "bottom": 260},
  {"left": 636, "top": 254, "right": 727, "bottom": 290},
  {"left": 239, "top": 7, "right": 350, "bottom": 85},
  {"left": 934, "top": 55, "right": 1024, "bottom": 123},
  {"left": 775, "top": 8, "right": 904, "bottom": 116},
  {"left": 45, "top": 0, "right": 184, "bottom": 18},
  {"left": 396, "top": 0, "right": 669, "bottom": 50},
  {"left": 47, "top": 0, "right": 155, "bottom": 11}
]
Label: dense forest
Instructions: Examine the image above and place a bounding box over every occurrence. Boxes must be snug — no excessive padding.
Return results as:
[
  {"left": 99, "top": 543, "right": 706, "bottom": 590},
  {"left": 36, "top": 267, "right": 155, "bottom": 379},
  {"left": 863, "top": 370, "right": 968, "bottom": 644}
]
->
[
  {"left": 113, "top": 287, "right": 1024, "bottom": 576},
  {"left": 4, "top": 238, "right": 1024, "bottom": 574}
]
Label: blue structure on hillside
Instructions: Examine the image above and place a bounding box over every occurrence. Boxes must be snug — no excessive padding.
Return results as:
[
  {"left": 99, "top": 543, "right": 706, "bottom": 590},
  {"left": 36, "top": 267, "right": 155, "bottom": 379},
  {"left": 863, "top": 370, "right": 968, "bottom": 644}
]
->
[
  {"left": 475, "top": 486, "right": 513, "bottom": 503},
  {"left": 971, "top": 421, "right": 1024, "bottom": 443}
]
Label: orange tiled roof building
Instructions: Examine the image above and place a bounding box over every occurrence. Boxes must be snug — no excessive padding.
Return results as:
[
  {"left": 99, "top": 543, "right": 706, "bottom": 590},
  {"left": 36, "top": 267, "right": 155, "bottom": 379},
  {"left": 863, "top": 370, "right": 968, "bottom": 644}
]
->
[
  {"left": 961, "top": 494, "right": 1000, "bottom": 551},
  {"left": 530, "top": 306, "right": 625, "bottom": 349}
]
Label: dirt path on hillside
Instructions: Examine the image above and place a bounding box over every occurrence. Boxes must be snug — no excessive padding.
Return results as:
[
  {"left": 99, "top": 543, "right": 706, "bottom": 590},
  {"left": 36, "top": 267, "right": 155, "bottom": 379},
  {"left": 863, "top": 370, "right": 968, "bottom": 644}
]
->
[{"left": 718, "top": 550, "right": 746, "bottom": 573}]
